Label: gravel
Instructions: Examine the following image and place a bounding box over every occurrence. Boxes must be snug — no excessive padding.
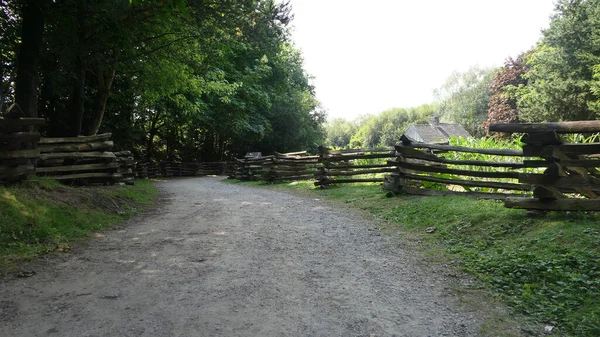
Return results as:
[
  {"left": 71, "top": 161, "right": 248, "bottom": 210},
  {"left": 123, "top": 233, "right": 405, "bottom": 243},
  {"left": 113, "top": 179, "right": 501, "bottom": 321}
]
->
[{"left": 0, "top": 177, "right": 483, "bottom": 336}]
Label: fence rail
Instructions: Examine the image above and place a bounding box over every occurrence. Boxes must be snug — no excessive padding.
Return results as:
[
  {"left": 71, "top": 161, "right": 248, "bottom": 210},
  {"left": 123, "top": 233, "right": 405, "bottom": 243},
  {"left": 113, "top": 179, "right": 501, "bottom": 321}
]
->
[
  {"left": 0, "top": 116, "right": 44, "bottom": 184},
  {"left": 489, "top": 122, "right": 600, "bottom": 211}
]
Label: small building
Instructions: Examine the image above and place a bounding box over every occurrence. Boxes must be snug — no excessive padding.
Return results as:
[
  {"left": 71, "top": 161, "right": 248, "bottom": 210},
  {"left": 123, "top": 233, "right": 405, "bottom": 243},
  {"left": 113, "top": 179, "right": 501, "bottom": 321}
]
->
[{"left": 401, "top": 117, "right": 471, "bottom": 144}]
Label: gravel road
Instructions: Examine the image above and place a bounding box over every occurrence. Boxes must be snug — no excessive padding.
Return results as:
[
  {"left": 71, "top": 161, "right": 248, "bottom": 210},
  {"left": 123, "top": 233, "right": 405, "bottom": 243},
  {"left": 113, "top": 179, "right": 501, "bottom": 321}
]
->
[{"left": 1, "top": 177, "right": 483, "bottom": 336}]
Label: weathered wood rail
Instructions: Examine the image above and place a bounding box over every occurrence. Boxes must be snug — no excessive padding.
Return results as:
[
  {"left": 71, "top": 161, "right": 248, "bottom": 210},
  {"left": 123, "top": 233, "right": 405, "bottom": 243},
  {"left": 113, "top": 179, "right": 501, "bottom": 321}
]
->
[
  {"left": 385, "top": 142, "right": 533, "bottom": 200},
  {"left": 263, "top": 152, "right": 319, "bottom": 183},
  {"left": 36, "top": 133, "right": 124, "bottom": 184},
  {"left": 0, "top": 116, "right": 45, "bottom": 184},
  {"left": 314, "top": 147, "right": 397, "bottom": 187},
  {"left": 490, "top": 121, "right": 600, "bottom": 211}
]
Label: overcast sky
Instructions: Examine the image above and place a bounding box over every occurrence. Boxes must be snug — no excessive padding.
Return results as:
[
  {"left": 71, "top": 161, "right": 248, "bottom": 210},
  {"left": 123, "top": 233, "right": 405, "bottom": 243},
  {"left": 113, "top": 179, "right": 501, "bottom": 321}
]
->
[{"left": 288, "top": 0, "right": 557, "bottom": 121}]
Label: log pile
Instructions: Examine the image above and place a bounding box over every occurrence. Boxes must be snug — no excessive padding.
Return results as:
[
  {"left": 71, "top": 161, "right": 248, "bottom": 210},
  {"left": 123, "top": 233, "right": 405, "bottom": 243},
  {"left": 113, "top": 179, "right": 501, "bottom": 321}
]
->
[
  {"left": 228, "top": 156, "right": 272, "bottom": 181},
  {"left": 386, "top": 142, "right": 531, "bottom": 199},
  {"left": 115, "top": 151, "right": 135, "bottom": 184},
  {"left": 162, "top": 162, "right": 200, "bottom": 177},
  {"left": 36, "top": 133, "right": 122, "bottom": 184},
  {"left": 263, "top": 151, "right": 319, "bottom": 183},
  {"left": 314, "top": 147, "right": 397, "bottom": 187},
  {"left": 134, "top": 161, "right": 162, "bottom": 179},
  {"left": 490, "top": 121, "right": 600, "bottom": 211},
  {"left": 197, "top": 162, "right": 227, "bottom": 176},
  {"left": 0, "top": 116, "right": 45, "bottom": 184}
]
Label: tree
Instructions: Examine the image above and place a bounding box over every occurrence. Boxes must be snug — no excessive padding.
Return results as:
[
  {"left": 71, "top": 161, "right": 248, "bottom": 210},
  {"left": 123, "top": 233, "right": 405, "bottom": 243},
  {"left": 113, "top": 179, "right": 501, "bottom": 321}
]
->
[
  {"left": 483, "top": 54, "right": 529, "bottom": 133},
  {"left": 325, "top": 118, "right": 358, "bottom": 148},
  {"left": 435, "top": 66, "right": 497, "bottom": 137},
  {"left": 516, "top": 0, "right": 600, "bottom": 122}
]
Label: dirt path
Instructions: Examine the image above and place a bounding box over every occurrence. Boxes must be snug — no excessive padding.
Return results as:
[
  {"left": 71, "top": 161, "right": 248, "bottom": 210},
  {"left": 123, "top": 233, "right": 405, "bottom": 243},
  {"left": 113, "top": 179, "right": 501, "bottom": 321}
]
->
[{"left": 1, "top": 177, "right": 483, "bottom": 336}]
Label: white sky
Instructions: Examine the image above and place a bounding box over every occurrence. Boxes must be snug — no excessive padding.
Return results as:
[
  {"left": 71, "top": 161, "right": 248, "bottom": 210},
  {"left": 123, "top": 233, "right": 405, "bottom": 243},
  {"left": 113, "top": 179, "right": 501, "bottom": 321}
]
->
[{"left": 289, "top": 0, "right": 557, "bottom": 121}]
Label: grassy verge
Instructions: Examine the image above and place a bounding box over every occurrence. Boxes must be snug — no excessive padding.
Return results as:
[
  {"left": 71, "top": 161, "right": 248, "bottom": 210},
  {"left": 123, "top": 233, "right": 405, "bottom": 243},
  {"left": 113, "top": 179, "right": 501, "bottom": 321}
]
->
[
  {"left": 0, "top": 178, "right": 158, "bottom": 272},
  {"left": 229, "top": 179, "right": 600, "bottom": 336}
]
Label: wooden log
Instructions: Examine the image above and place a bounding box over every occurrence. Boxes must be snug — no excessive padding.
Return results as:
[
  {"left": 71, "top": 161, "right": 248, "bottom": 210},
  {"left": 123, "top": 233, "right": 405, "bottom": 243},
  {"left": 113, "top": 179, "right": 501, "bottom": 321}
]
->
[
  {"left": 50, "top": 172, "right": 122, "bottom": 180},
  {"left": 523, "top": 143, "right": 600, "bottom": 157},
  {"left": 322, "top": 163, "right": 393, "bottom": 169},
  {"left": 504, "top": 197, "right": 600, "bottom": 211},
  {"left": 0, "top": 132, "right": 41, "bottom": 143},
  {"left": 321, "top": 147, "right": 394, "bottom": 155},
  {"left": 314, "top": 178, "right": 386, "bottom": 186},
  {"left": 38, "top": 133, "right": 112, "bottom": 144},
  {"left": 0, "top": 117, "right": 45, "bottom": 128},
  {"left": 38, "top": 140, "right": 114, "bottom": 153},
  {"left": 0, "top": 149, "right": 40, "bottom": 159},
  {"left": 36, "top": 162, "right": 119, "bottom": 174},
  {"left": 113, "top": 151, "right": 132, "bottom": 156},
  {"left": 395, "top": 161, "right": 520, "bottom": 179},
  {"left": 324, "top": 152, "right": 397, "bottom": 161},
  {"left": 400, "top": 186, "right": 512, "bottom": 200},
  {"left": 318, "top": 168, "right": 397, "bottom": 176},
  {"left": 396, "top": 144, "right": 523, "bottom": 157},
  {"left": 521, "top": 131, "right": 563, "bottom": 145},
  {"left": 490, "top": 120, "right": 600, "bottom": 134},
  {"left": 401, "top": 173, "right": 530, "bottom": 191},
  {"left": 524, "top": 159, "right": 600, "bottom": 168},
  {"left": 393, "top": 147, "right": 525, "bottom": 168},
  {"left": 518, "top": 173, "right": 600, "bottom": 190},
  {"left": 533, "top": 186, "right": 565, "bottom": 201},
  {"left": 0, "top": 164, "right": 35, "bottom": 179},
  {"left": 39, "top": 151, "right": 116, "bottom": 160}
]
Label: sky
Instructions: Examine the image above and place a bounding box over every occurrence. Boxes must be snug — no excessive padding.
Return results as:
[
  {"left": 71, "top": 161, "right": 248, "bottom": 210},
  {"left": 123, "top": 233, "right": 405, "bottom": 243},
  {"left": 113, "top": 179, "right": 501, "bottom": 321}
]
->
[{"left": 288, "top": 0, "right": 557, "bottom": 121}]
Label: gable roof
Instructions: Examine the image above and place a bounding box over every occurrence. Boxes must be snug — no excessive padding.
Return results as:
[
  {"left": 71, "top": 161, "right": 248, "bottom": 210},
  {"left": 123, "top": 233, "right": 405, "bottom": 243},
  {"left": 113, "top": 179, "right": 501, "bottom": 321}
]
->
[{"left": 402, "top": 122, "right": 471, "bottom": 144}]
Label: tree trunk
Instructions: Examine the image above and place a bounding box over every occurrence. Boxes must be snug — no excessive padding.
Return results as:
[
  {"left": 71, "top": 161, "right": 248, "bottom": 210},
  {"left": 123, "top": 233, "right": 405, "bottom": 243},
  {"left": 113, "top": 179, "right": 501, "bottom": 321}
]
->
[
  {"left": 85, "top": 62, "right": 117, "bottom": 136},
  {"left": 67, "top": 0, "right": 87, "bottom": 136},
  {"left": 14, "top": 2, "right": 45, "bottom": 118},
  {"left": 67, "top": 57, "right": 86, "bottom": 136}
]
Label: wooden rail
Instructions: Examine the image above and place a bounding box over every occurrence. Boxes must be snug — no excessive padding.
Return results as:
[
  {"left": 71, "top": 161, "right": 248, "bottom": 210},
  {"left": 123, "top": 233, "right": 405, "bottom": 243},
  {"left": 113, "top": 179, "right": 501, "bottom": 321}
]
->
[
  {"left": 489, "top": 121, "right": 600, "bottom": 212},
  {"left": 0, "top": 116, "right": 45, "bottom": 184},
  {"left": 314, "top": 147, "right": 397, "bottom": 187},
  {"left": 383, "top": 143, "right": 531, "bottom": 199}
]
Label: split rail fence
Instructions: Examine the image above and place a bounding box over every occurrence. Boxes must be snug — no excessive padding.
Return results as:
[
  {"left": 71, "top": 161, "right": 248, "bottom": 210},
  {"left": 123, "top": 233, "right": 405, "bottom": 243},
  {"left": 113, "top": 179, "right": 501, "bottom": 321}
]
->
[
  {"left": 385, "top": 142, "right": 533, "bottom": 200},
  {"left": 489, "top": 121, "right": 600, "bottom": 211},
  {"left": 314, "top": 147, "right": 397, "bottom": 187},
  {"left": 0, "top": 116, "right": 45, "bottom": 184}
]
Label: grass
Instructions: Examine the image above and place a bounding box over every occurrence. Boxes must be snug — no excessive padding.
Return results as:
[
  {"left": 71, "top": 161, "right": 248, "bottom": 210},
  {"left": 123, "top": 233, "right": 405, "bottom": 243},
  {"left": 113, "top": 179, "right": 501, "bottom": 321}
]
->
[
  {"left": 0, "top": 178, "right": 158, "bottom": 272},
  {"left": 231, "top": 179, "right": 600, "bottom": 336}
]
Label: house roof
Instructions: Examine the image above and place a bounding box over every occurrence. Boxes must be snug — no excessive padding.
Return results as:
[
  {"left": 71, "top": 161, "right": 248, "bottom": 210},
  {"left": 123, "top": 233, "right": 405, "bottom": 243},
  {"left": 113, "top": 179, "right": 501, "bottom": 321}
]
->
[{"left": 402, "top": 123, "right": 471, "bottom": 144}]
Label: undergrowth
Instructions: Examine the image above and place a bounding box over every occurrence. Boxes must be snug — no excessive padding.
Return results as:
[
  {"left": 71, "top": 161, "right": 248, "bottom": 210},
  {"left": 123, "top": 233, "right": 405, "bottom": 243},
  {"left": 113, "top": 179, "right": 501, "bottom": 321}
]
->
[
  {"left": 0, "top": 178, "right": 158, "bottom": 272},
  {"left": 242, "top": 179, "right": 600, "bottom": 336}
]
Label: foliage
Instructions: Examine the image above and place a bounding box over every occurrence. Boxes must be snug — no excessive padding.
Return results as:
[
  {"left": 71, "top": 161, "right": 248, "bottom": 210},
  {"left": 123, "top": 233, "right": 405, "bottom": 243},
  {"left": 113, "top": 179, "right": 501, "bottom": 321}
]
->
[
  {"left": 434, "top": 66, "right": 498, "bottom": 137},
  {"left": 516, "top": 0, "right": 600, "bottom": 122},
  {"left": 344, "top": 104, "right": 436, "bottom": 148},
  {"left": 0, "top": 179, "right": 158, "bottom": 272},
  {"left": 483, "top": 54, "right": 530, "bottom": 133},
  {"left": 2, "top": 0, "right": 324, "bottom": 161},
  {"left": 325, "top": 118, "right": 359, "bottom": 148}
]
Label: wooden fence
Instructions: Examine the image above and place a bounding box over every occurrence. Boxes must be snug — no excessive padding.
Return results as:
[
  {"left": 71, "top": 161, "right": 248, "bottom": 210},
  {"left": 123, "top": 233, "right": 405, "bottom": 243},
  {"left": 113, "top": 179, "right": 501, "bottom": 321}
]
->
[
  {"left": 0, "top": 116, "right": 45, "bottom": 184},
  {"left": 490, "top": 121, "right": 600, "bottom": 211},
  {"left": 263, "top": 152, "right": 319, "bottom": 183},
  {"left": 36, "top": 133, "right": 122, "bottom": 184},
  {"left": 385, "top": 142, "right": 533, "bottom": 200},
  {"left": 314, "top": 147, "right": 397, "bottom": 187}
]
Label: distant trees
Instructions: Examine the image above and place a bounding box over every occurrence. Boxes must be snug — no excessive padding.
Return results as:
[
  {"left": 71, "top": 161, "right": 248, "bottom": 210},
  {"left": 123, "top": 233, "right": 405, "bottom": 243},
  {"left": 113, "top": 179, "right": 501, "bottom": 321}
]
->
[
  {"left": 325, "top": 104, "right": 436, "bottom": 148},
  {"left": 434, "top": 66, "right": 497, "bottom": 137}
]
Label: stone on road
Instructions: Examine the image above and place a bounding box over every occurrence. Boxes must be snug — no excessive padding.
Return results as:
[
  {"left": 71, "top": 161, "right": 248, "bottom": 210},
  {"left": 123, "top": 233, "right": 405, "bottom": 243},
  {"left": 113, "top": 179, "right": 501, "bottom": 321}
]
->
[{"left": 0, "top": 177, "right": 480, "bottom": 336}]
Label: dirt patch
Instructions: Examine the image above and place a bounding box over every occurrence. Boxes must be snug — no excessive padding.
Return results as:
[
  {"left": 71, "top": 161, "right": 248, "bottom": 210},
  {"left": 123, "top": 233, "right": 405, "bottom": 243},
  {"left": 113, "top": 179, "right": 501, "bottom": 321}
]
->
[{"left": 0, "top": 177, "right": 522, "bottom": 336}]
